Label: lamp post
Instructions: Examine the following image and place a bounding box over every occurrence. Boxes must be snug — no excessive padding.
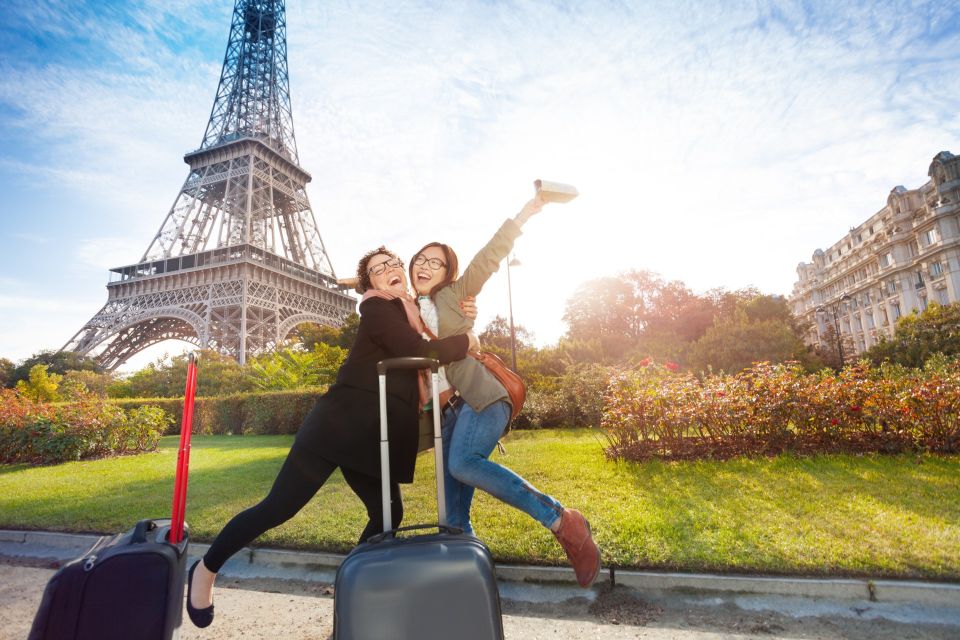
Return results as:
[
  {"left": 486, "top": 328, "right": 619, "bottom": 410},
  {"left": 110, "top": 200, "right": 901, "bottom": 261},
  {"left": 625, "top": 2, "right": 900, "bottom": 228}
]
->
[
  {"left": 816, "top": 293, "right": 851, "bottom": 368},
  {"left": 506, "top": 256, "right": 521, "bottom": 371}
]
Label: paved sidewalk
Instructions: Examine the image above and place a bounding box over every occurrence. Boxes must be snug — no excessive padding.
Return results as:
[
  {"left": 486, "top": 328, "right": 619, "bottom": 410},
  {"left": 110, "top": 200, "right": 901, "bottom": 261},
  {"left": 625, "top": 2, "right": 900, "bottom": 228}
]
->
[
  {"left": 5, "top": 561, "right": 959, "bottom": 640},
  {"left": 2, "top": 529, "right": 959, "bottom": 639}
]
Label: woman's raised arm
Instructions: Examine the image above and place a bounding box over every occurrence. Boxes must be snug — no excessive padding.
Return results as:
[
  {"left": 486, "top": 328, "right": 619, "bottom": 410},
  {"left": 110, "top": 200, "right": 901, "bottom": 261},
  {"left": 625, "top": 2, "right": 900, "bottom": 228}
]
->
[{"left": 452, "top": 193, "right": 549, "bottom": 299}]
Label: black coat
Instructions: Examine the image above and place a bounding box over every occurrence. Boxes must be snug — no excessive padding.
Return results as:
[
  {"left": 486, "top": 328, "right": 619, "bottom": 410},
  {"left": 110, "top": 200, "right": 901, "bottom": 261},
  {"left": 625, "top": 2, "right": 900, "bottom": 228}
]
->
[{"left": 294, "top": 297, "right": 469, "bottom": 482}]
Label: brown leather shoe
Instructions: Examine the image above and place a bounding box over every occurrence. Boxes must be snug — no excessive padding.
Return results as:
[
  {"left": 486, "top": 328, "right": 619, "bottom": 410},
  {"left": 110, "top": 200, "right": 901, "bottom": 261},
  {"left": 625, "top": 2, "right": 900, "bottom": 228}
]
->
[{"left": 553, "top": 508, "right": 601, "bottom": 587}]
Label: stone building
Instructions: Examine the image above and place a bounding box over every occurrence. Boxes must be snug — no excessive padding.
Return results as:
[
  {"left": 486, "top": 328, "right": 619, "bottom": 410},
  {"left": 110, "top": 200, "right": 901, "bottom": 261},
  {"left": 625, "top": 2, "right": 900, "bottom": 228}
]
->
[{"left": 790, "top": 151, "right": 960, "bottom": 360}]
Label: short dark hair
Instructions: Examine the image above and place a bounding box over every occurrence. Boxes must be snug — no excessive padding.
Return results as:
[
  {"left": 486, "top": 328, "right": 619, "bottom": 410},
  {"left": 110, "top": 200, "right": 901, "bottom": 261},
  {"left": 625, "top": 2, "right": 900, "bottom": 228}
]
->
[
  {"left": 356, "top": 246, "right": 401, "bottom": 293},
  {"left": 409, "top": 242, "right": 459, "bottom": 299}
]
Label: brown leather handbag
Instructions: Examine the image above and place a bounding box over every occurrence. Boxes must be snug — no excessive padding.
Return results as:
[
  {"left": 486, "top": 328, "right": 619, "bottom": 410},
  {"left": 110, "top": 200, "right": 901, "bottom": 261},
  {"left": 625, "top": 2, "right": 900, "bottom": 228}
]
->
[{"left": 470, "top": 351, "right": 526, "bottom": 422}]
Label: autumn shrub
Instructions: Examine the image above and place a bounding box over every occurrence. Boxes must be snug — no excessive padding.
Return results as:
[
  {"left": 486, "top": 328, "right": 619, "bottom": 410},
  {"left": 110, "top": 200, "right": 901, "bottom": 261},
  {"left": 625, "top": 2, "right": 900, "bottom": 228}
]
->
[
  {"left": 513, "top": 387, "right": 567, "bottom": 429},
  {"left": 602, "top": 359, "right": 960, "bottom": 461},
  {"left": 111, "top": 397, "right": 185, "bottom": 431},
  {"left": 0, "top": 389, "right": 169, "bottom": 465},
  {"left": 558, "top": 363, "right": 618, "bottom": 427}
]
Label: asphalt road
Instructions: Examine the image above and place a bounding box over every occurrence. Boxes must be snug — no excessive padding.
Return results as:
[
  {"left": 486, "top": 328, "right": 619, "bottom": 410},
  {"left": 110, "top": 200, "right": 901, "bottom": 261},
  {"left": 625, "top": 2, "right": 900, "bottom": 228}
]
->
[{"left": 3, "top": 559, "right": 957, "bottom": 640}]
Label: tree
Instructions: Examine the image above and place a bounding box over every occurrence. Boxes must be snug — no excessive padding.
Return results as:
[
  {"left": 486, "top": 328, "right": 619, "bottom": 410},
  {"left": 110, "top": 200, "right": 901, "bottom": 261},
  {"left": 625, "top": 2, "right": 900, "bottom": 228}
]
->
[
  {"left": 704, "top": 287, "right": 762, "bottom": 320},
  {"left": 630, "top": 328, "right": 690, "bottom": 366},
  {"left": 479, "top": 315, "right": 534, "bottom": 353},
  {"left": 563, "top": 271, "right": 739, "bottom": 362},
  {"left": 686, "top": 310, "right": 815, "bottom": 374},
  {"left": 292, "top": 313, "right": 360, "bottom": 350},
  {"left": 10, "top": 350, "right": 102, "bottom": 388},
  {"left": 110, "top": 350, "right": 250, "bottom": 398},
  {"left": 246, "top": 344, "right": 347, "bottom": 390},
  {"left": 292, "top": 323, "right": 340, "bottom": 350},
  {"left": 815, "top": 324, "right": 856, "bottom": 371},
  {"left": 337, "top": 313, "right": 361, "bottom": 348},
  {"left": 14, "top": 364, "right": 62, "bottom": 402},
  {"left": 642, "top": 280, "right": 715, "bottom": 343},
  {"left": 562, "top": 271, "right": 659, "bottom": 347},
  {"left": 62, "top": 369, "right": 115, "bottom": 398},
  {"left": 864, "top": 301, "right": 960, "bottom": 368},
  {"left": 0, "top": 357, "right": 14, "bottom": 388}
]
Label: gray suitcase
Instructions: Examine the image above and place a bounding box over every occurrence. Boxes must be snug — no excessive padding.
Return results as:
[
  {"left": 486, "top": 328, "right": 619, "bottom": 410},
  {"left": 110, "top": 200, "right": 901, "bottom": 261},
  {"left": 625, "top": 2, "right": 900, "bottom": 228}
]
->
[{"left": 333, "top": 357, "right": 504, "bottom": 640}]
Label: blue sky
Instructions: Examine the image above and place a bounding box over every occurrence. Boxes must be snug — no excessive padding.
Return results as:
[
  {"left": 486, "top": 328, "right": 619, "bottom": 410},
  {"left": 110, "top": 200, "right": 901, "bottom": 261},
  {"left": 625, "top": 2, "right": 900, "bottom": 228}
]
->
[{"left": 1, "top": 0, "right": 959, "bottom": 371}]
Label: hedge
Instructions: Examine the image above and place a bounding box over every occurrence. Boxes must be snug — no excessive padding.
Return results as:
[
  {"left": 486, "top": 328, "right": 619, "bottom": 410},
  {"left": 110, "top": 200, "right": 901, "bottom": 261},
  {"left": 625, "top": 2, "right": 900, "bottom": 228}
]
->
[
  {"left": 109, "top": 382, "right": 589, "bottom": 435},
  {"left": 110, "top": 387, "right": 328, "bottom": 435}
]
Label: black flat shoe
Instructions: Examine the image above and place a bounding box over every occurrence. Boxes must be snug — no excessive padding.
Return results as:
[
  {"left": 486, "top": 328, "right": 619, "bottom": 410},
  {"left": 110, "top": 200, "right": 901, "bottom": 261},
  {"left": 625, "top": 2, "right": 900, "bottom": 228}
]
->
[{"left": 186, "top": 559, "right": 215, "bottom": 628}]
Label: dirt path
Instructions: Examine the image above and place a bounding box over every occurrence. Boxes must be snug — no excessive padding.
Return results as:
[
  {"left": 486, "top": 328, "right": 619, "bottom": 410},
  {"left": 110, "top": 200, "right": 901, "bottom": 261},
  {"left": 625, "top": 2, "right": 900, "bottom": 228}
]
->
[{"left": 2, "top": 559, "right": 956, "bottom": 639}]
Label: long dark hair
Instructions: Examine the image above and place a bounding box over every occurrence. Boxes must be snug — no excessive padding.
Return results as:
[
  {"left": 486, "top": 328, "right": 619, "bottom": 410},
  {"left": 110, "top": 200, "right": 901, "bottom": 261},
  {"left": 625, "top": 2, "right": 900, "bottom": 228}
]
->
[{"left": 410, "top": 242, "right": 459, "bottom": 299}]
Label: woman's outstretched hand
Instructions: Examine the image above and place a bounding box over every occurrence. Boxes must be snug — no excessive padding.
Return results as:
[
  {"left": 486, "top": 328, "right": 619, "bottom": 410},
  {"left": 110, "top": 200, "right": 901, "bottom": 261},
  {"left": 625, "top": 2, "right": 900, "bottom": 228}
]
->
[
  {"left": 514, "top": 192, "right": 548, "bottom": 226},
  {"left": 460, "top": 296, "right": 478, "bottom": 319}
]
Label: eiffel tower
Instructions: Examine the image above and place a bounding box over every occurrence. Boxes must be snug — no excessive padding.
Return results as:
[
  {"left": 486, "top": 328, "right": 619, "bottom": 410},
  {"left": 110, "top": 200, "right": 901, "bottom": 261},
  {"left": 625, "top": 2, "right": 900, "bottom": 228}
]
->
[{"left": 63, "top": 0, "right": 355, "bottom": 369}]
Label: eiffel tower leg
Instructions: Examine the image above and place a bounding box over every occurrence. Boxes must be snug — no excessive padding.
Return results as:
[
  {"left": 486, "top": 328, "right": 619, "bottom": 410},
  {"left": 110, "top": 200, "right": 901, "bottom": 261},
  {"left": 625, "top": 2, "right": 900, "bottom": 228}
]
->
[
  {"left": 64, "top": 310, "right": 205, "bottom": 371},
  {"left": 239, "top": 280, "right": 248, "bottom": 365}
]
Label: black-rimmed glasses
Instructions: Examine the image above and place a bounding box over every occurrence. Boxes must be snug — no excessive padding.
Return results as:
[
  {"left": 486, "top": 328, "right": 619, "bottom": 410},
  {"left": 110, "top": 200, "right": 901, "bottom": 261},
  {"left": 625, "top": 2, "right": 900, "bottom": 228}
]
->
[
  {"left": 413, "top": 255, "right": 447, "bottom": 271},
  {"left": 368, "top": 258, "right": 403, "bottom": 276}
]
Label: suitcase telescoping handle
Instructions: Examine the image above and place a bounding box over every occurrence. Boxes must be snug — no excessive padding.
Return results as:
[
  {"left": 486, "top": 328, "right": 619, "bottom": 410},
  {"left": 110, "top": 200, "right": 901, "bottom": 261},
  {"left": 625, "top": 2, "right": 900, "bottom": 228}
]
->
[
  {"left": 170, "top": 353, "right": 199, "bottom": 544},
  {"left": 377, "top": 357, "right": 445, "bottom": 532}
]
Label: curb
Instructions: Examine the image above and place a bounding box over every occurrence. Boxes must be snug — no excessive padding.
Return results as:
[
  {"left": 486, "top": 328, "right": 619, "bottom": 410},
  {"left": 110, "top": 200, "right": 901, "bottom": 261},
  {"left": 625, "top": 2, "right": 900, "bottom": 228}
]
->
[{"left": 2, "top": 529, "right": 958, "bottom": 608}]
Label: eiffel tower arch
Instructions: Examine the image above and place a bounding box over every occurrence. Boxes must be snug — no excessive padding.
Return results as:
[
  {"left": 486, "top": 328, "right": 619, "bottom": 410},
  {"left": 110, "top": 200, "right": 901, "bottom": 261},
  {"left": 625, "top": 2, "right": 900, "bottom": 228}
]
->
[{"left": 64, "top": 0, "right": 355, "bottom": 369}]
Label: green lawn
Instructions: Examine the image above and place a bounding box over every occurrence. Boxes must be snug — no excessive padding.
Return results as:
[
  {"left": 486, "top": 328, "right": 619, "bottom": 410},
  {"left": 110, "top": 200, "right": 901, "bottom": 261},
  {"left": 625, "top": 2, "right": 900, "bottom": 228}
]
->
[{"left": 1, "top": 430, "right": 958, "bottom": 580}]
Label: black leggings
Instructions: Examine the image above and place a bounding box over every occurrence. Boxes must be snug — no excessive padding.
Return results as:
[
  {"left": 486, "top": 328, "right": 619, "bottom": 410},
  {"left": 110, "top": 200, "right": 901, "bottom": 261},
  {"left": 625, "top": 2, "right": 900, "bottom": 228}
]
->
[{"left": 202, "top": 443, "right": 402, "bottom": 573}]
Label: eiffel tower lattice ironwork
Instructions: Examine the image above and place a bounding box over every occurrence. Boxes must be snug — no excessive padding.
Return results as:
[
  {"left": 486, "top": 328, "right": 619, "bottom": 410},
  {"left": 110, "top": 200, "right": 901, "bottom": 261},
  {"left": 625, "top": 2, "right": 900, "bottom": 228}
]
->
[{"left": 64, "top": 0, "right": 355, "bottom": 369}]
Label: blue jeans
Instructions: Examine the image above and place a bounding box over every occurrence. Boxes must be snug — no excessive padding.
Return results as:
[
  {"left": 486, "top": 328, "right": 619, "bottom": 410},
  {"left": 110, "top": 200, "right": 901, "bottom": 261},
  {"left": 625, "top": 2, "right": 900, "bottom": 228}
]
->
[{"left": 441, "top": 399, "right": 564, "bottom": 536}]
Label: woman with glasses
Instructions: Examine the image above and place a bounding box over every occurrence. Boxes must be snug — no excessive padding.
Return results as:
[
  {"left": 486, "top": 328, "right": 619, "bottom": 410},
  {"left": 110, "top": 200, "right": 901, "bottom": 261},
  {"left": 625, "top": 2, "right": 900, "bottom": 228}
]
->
[
  {"left": 186, "top": 247, "right": 478, "bottom": 629},
  {"left": 408, "top": 193, "right": 601, "bottom": 588}
]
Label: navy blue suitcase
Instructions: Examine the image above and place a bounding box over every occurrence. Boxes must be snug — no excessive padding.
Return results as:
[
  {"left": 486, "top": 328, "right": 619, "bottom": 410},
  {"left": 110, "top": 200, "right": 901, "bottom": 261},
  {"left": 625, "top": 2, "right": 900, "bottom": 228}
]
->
[
  {"left": 29, "top": 354, "right": 198, "bottom": 640},
  {"left": 333, "top": 357, "right": 504, "bottom": 640},
  {"left": 28, "top": 518, "right": 188, "bottom": 640}
]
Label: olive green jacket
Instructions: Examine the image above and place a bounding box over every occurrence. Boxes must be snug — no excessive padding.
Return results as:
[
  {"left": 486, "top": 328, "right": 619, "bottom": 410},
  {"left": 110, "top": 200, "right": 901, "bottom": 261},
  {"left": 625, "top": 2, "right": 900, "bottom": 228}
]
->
[{"left": 435, "top": 218, "right": 523, "bottom": 412}]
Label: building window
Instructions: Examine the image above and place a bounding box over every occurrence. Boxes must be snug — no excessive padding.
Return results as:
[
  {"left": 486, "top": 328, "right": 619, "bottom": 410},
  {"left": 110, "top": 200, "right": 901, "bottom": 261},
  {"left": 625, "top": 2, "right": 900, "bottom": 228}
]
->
[
  {"left": 891, "top": 303, "right": 901, "bottom": 320},
  {"left": 879, "top": 253, "right": 893, "bottom": 268},
  {"left": 937, "top": 288, "right": 949, "bottom": 305},
  {"left": 866, "top": 312, "right": 875, "bottom": 329},
  {"left": 930, "top": 261, "right": 944, "bottom": 278},
  {"left": 923, "top": 228, "right": 939, "bottom": 246},
  {"left": 881, "top": 308, "right": 890, "bottom": 326},
  {"left": 916, "top": 270, "right": 925, "bottom": 287}
]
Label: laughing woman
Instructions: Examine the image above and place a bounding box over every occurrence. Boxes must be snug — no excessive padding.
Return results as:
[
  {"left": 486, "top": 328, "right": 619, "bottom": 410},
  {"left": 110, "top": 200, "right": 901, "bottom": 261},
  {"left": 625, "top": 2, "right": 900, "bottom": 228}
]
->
[
  {"left": 186, "top": 247, "right": 476, "bottom": 628},
  {"left": 409, "top": 194, "right": 601, "bottom": 588}
]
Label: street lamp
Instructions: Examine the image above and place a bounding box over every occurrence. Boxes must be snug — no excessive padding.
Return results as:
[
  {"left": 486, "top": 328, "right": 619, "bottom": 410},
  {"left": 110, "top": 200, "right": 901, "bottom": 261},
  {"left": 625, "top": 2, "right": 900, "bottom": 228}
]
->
[
  {"left": 506, "top": 256, "right": 521, "bottom": 371},
  {"left": 816, "top": 292, "right": 851, "bottom": 368}
]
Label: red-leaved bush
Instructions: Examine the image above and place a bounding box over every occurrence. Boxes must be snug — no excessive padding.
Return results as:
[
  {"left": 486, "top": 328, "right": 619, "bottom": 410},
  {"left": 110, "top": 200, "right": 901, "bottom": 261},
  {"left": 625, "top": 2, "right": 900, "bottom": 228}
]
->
[
  {"left": 0, "top": 389, "right": 169, "bottom": 465},
  {"left": 602, "top": 360, "right": 960, "bottom": 461}
]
